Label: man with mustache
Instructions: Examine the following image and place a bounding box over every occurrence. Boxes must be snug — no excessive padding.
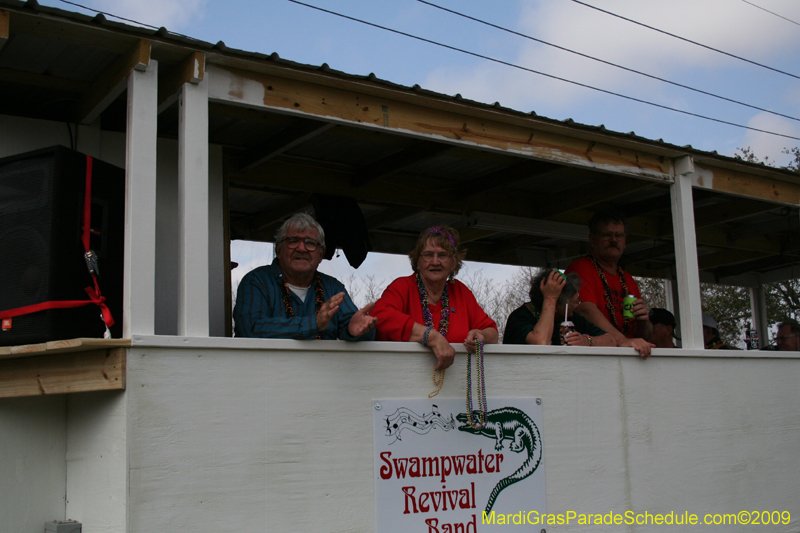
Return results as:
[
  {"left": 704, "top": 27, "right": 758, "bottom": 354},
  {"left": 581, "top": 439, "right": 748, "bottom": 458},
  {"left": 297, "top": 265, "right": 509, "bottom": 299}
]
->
[
  {"left": 565, "top": 210, "right": 654, "bottom": 358},
  {"left": 233, "top": 213, "right": 377, "bottom": 340}
]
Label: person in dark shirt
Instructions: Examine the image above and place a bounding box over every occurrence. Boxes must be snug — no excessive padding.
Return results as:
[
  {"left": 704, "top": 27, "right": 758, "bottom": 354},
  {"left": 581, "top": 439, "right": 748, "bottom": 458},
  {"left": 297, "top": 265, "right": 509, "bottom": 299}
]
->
[
  {"left": 504, "top": 269, "right": 615, "bottom": 347},
  {"left": 649, "top": 308, "right": 679, "bottom": 348},
  {"left": 233, "top": 213, "right": 377, "bottom": 340}
]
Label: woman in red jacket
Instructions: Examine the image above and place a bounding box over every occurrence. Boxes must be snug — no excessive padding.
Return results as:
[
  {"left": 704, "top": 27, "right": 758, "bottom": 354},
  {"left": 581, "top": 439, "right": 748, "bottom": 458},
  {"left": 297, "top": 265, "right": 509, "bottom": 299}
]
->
[{"left": 371, "top": 226, "right": 498, "bottom": 372}]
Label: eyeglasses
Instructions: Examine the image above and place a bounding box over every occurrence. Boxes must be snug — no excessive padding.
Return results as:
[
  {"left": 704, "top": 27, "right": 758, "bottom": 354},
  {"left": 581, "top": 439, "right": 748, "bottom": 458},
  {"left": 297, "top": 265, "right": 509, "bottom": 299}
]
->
[
  {"left": 597, "top": 232, "right": 626, "bottom": 241},
  {"left": 280, "top": 236, "right": 321, "bottom": 251},
  {"left": 421, "top": 251, "right": 451, "bottom": 261}
]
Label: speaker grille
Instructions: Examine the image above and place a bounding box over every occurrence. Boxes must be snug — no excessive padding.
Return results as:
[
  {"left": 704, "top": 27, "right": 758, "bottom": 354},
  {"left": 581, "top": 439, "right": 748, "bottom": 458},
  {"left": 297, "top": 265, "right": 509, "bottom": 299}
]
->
[{"left": 0, "top": 146, "right": 125, "bottom": 346}]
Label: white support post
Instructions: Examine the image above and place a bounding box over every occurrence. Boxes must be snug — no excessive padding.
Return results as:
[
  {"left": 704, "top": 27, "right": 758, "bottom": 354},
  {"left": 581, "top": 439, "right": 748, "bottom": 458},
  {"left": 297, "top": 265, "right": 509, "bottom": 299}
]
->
[
  {"left": 750, "top": 285, "right": 769, "bottom": 348},
  {"left": 671, "top": 174, "right": 704, "bottom": 349},
  {"left": 663, "top": 278, "right": 675, "bottom": 314},
  {"left": 123, "top": 60, "right": 158, "bottom": 337},
  {"left": 177, "top": 78, "right": 210, "bottom": 336}
]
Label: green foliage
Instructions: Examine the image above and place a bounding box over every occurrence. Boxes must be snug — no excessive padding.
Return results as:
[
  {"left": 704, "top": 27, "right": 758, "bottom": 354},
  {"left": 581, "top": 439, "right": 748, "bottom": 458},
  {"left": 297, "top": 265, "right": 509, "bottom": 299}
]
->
[
  {"left": 700, "top": 283, "right": 752, "bottom": 348},
  {"left": 637, "top": 276, "right": 800, "bottom": 348},
  {"left": 764, "top": 279, "right": 800, "bottom": 324},
  {"left": 735, "top": 146, "right": 775, "bottom": 166},
  {"left": 734, "top": 145, "right": 800, "bottom": 173},
  {"left": 635, "top": 277, "right": 667, "bottom": 310},
  {"left": 783, "top": 147, "right": 800, "bottom": 173}
]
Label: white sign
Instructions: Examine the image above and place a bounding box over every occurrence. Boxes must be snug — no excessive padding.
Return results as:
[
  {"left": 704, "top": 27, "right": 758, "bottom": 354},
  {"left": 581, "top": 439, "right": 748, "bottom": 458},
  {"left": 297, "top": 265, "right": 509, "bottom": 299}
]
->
[{"left": 373, "top": 398, "right": 546, "bottom": 532}]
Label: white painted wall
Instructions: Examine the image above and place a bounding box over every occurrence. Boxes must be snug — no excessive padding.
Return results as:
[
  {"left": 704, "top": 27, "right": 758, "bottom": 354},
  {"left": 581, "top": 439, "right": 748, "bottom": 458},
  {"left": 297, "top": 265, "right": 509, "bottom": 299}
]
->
[
  {"left": 3, "top": 342, "right": 799, "bottom": 532},
  {"left": 66, "top": 391, "right": 128, "bottom": 533},
  {"left": 121, "top": 339, "right": 800, "bottom": 532},
  {"left": 0, "top": 395, "right": 67, "bottom": 533}
]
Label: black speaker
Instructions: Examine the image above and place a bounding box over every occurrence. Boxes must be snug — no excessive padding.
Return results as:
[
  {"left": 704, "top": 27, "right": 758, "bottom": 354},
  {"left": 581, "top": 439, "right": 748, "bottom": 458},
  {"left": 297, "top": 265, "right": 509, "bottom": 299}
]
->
[{"left": 0, "top": 146, "right": 125, "bottom": 346}]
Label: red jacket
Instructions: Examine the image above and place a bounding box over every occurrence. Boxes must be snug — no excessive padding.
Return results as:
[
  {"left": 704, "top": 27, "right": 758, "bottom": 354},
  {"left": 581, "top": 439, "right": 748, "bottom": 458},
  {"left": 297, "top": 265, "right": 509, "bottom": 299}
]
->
[{"left": 372, "top": 274, "right": 497, "bottom": 342}]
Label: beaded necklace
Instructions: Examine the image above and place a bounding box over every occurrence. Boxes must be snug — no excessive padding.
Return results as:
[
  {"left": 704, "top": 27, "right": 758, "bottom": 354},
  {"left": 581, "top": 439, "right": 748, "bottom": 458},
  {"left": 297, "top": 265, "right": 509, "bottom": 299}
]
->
[
  {"left": 465, "top": 339, "right": 488, "bottom": 429},
  {"left": 416, "top": 272, "right": 450, "bottom": 397},
  {"left": 587, "top": 254, "right": 631, "bottom": 336},
  {"left": 282, "top": 273, "right": 325, "bottom": 340}
]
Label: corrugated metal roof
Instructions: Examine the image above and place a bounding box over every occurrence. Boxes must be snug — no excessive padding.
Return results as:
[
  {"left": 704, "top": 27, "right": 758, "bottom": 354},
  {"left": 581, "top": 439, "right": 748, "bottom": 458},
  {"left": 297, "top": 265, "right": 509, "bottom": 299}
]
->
[{"left": 2, "top": 0, "right": 794, "bottom": 178}]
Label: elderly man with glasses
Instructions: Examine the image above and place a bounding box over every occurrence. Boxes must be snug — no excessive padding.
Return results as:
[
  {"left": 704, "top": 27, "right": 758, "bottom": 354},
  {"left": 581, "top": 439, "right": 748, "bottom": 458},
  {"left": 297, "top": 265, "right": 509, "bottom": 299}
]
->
[
  {"left": 775, "top": 320, "right": 800, "bottom": 351},
  {"left": 565, "top": 209, "right": 654, "bottom": 358},
  {"left": 233, "top": 213, "right": 377, "bottom": 340}
]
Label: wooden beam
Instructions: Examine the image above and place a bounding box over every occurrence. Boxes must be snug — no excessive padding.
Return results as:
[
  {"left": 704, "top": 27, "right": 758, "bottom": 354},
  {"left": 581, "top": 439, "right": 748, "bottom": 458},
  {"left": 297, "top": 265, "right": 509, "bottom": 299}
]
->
[
  {"left": 158, "top": 51, "right": 205, "bottom": 113},
  {"left": 693, "top": 197, "right": 777, "bottom": 228},
  {"left": 626, "top": 196, "right": 780, "bottom": 245},
  {"left": 208, "top": 64, "right": 672, "bottom": 182},
  {"left": 490, "top": 234, "right": 548, "bottom": 256},
  {"left": 364, "top": 205, "right": 425, "bottom": 229},
  {"left": 239, "top": 119, "right": 336, "bottom": 171},
  {"left": 694, "top": 226, "right": 800, "bottom": 256},
  {"left": 352, "top": 141, "right": 452, "bottom": 188},
  {"left": 546, "top": 208, "right": 666, "bottom": 240},
  {"left": 0, "top": 338, "right": 131, "bottom": 360},
  {"left": 79, "top": 39, "right": 151, "bottom": 124},
  {"left": 620, "top": 190, "right": 673, "bottom": 219},
  {"left": 0, "top": 10, "right": 9, "bottom": 51},
  {"left": 0, "top": 66, "right": 90, "bottom": 93},
  {"left": 453, "top": 227, "right": 499, "bottom": 244},
  {"left": 691, "top": 163, "right": 800, "bottom": 206},
  {"left": 712, "top": 254, "right": 798, "bottom": 280},
  {"left": 624, "top": 263, "right": 674, "bottom": 279},
  {"left": 0, "top": 348, "right": 125, "bottom": 398},
  {"left": 237, "top": 157, "right": 544, "bottom": 220},
  {"left": 452, "top": 160, "right": 559, "bottom": 201},
  {"left": 209, "top": 101, "right": 289, "bottom": 124},
  {"left": 247, "top": 192, "right": 313, "bottom": 234},
  {"left": 621, "top": 242, "right": 676, "bottom": 267},
  {"left": 698, "top": 249, "right": 768, "bottom": 271},
  {"left": 537, "top": 178, "right": 657, "bottom": 220},
  {"left": 548, "top": 241, "right": 590, "bottom": 267}
]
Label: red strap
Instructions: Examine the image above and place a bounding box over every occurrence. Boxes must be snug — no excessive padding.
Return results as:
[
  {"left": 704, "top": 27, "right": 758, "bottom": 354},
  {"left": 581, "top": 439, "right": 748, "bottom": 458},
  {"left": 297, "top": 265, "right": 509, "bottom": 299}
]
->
[
  {"left": 0, "top": 286, "right": 113, "bottom": 327},
  {"left": 0, "top": 155, "right": 115, "bottom": 330}
]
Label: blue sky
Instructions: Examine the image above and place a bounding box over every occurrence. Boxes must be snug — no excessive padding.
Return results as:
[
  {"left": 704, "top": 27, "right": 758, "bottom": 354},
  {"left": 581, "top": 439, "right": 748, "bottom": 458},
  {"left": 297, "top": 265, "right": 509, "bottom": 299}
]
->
[{"left": 37, "top": 0, "right": 800, "bottom": 290}]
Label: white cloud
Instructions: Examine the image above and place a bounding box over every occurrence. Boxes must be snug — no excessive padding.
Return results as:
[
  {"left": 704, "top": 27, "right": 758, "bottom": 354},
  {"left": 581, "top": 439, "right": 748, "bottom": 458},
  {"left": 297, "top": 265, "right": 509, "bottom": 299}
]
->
[
  {"left": 422, "top": 0, "right": 800, "bottom": 116},
  {"left": 739, "top": 113, "right": 800, "bottom": 166},
  {"left": 93, "top": 0, "right": 207, "bottom": 30}
]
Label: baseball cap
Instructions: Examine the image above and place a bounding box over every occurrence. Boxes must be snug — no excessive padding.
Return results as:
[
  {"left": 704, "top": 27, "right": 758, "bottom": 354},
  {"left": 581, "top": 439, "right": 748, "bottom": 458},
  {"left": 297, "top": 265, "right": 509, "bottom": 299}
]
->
[{"left": 649, "top": 308, "right": 675, "bottom": 328}]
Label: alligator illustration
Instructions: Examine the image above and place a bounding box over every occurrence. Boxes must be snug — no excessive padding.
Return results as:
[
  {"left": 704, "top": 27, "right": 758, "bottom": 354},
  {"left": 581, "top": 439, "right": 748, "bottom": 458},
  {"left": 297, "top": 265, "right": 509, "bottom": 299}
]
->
[{"left": 456, "top": 407, "right": 542, "bottom": 513}]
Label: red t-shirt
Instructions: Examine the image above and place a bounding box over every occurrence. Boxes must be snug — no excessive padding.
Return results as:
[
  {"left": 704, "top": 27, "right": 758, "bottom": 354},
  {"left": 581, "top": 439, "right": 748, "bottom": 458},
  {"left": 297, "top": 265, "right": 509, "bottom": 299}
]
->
[
  {"left": 372, "top": 274, "right": 497, "bottom": 342},
  {"left": 565, "top": 256, "right": 640, "bottom": 338}
]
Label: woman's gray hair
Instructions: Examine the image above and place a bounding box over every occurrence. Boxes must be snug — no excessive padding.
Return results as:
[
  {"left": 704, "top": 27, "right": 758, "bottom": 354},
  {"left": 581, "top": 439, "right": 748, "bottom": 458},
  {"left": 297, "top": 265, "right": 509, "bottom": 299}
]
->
[
  {"left": 529, "top": 269, "right": 581, "bottom": 310},
  {"left": 274, "top": 213, "right": 326, "bottom": 248}
]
